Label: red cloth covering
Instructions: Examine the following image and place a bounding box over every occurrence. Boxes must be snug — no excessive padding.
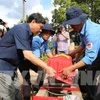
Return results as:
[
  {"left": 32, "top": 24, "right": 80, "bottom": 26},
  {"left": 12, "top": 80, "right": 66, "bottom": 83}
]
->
[{"left": 47, "top": 54, "right": 76, "bottom": 85}]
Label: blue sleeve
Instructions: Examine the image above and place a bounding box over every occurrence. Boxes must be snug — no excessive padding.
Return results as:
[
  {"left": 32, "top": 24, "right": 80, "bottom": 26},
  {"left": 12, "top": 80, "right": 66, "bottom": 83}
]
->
[
  {"left": 44, "top": 41, "right": 50, "bottom": 54},
  {"left": 32, "top": 37, "right": 41, "bottom": 57},
  {"left": 82, "top": 32, "right": 100, "bottom": 65}
]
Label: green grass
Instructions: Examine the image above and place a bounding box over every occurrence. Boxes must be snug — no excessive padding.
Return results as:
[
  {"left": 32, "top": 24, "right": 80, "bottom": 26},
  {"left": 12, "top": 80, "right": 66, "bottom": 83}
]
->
[{"left": 41, "top": 53, "right": 48, "bottom": 62}]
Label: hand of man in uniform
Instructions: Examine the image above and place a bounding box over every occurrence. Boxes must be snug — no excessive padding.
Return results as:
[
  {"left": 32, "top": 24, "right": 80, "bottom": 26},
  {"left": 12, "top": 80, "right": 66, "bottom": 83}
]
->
[{"left": 59, "top": 66, "right": 72, "bottom": 79}]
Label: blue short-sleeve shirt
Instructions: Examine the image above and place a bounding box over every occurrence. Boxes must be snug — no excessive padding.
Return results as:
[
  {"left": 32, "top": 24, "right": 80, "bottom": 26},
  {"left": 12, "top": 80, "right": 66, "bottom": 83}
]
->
[
  {"left": 32, "top": 34, "right": 50, "bottom": 58},
  {"left": 80, "top": 20, "right": 100, "bottom": 65},
  {"left": 0, "top": 23, "right": 32, "bottom": 76}
]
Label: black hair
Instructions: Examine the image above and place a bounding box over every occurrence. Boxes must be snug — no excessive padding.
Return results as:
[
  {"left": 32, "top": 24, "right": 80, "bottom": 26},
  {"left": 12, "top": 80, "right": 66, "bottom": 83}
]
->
[
  {"left": 0, "top": 19, "right": 6, "bottom": 25},
  {"left": 27, "top": 13, "right": 46, "bottom": 24},
  {"left": 57, "top": 25, "right": 65, "bottom": 33},
  {"left": 59, "top": 25, "right": 65, "bottom": 30}
]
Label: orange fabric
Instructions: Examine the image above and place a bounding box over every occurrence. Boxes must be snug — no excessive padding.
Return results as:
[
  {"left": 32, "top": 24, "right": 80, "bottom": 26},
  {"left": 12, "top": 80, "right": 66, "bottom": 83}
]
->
[{"left": 47, "top": 54, "right": 76, "bottom": 85}]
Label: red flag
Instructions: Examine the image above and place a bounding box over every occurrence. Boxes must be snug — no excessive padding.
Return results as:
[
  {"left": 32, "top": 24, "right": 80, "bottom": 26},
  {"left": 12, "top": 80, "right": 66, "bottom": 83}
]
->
[{"left": 47, "top": 54, "right": 76, "bottom": 85}]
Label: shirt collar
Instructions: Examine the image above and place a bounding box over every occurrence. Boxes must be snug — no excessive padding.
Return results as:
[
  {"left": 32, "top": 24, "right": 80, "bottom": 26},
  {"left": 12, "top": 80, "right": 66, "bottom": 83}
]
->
[
  {"left": 25, "top": 23, "right": 32, "bottom": 36},
  {"left": 38, "top": 34, "right": 45, "bottom": 44},
  {"left": 80, "top": 20, "right": 87, "bottom": 35}
]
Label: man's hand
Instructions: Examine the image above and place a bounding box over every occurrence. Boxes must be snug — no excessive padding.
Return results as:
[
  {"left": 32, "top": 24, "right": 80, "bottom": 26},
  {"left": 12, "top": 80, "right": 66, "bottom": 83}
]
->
[
  {"left": 59, "top": 67, "right": 72, "bottom": 79},
  {"left": 72, "top": 57, "right": 77, "bottom": 63},
  {"left": 45, "top": 66, "right": 56, "bottom": 77}
]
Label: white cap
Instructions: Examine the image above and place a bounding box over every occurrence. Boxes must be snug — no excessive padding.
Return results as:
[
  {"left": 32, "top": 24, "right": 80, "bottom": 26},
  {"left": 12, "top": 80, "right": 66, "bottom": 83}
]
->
[{"left": 0, "top": 25, "right": 4, "bottom": 32}]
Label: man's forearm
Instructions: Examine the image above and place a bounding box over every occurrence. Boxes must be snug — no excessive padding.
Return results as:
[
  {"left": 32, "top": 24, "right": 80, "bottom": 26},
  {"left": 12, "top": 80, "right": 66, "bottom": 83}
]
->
[
  {"left": 74, "top": 49, "right": 84, "bottom": 62},
  {"left": 69, "top": 46, "right": 84, "bottom": 57},
  {"left": 70, "top": 60, "right": 86, "bottom": 71},
  {"left": 23, "top": 50, "right": 48, "bottom": 71}
]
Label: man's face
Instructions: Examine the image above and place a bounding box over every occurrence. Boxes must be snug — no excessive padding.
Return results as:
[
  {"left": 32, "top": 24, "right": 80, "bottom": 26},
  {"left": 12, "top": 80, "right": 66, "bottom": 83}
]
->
[
  {"left": 70, "top": 23, "right": 83, "bottom": 32},
  {"left": 30, "top": 20, "right": 44, "bottom": 34},
  {"left": 42, "top": 30, "right": 52, "bottom": 40}
]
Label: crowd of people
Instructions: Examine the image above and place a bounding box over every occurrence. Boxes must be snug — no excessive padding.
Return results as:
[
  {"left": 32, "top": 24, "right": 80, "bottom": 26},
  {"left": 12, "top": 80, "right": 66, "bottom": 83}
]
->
[{"left": 0, "top": 6, "right": 100, "bottom": 100}]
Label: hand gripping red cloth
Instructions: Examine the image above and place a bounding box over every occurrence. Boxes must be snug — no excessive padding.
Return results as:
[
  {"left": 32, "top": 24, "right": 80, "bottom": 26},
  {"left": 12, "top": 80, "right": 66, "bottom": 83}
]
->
[{"left": 47, "top": 54, "right": 76, "bottom": 85}]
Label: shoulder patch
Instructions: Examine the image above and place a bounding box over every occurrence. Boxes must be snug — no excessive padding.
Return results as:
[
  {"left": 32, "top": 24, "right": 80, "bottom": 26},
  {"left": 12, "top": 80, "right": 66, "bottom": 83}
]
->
[{"left": 86, "top": 42, "right": 93, "bottom": 50}]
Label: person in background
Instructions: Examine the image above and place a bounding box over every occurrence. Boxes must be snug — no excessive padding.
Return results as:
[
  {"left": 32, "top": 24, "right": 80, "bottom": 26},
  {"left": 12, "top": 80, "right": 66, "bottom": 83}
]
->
[
  {"left": 0, "top": 25, "right": 4, "bottom": 39},
  {"left": 61, "top": 6, "right": 100, "bottom": 100},
  {"left": 54, "top": 25, "right": 70, "bottom": 54},
  {"left": 0, "top": 19, "right": 10, "bottom": 31},
  {"left": 0, "top": 13, "right": 55, "bottom": 100},
  {"left": 32, "top": 23, "right": 55, "bottom": 92},
  {"left": 68, "top": 36, "right": 75, "bottom": 53},
  {"left": 19, "top": 23, "right": 55, "bottom": 100},
  {"left": 51, "top": 33, "right": 57, "bottom": 56}
]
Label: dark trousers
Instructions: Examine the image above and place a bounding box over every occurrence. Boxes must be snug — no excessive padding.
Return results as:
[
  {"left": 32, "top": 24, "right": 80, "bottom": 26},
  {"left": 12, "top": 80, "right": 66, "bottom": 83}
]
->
[
  {"left": 19, "top": 60, "right": 45, "bottom": 100},
  {"left": 78, "top": 56, "right": 100, "bottom": 100}
]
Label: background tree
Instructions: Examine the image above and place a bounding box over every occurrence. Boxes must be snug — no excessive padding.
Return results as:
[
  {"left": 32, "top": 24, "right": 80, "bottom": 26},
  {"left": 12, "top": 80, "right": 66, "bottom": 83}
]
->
[
  {"left": 52, "top": 0, "right": 78, "bottom": 29},
  {"left": 74, "top": 0, "right": 100, "bottom": 23},
  {"left": 44, "top": 17, "right": 49, "bottom": 23},
  {"left": 51, "top": 0, "right": 100, "bottom": 29}
]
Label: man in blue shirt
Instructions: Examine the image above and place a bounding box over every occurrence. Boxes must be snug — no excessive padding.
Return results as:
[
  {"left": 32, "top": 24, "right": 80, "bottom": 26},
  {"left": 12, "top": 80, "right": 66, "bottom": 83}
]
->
[
  {"left": 32, "top": 23, "right": 55, "bottom": 93},
  {"left": 61, "top": 6, "right": 100, "bottom": 100},
  {"left": 19, "top": 23, "right": 55, "bottom": 100},
  {"left": 0, "top": 13, "right": 55, "bottom": 100},
  {"left": 32, "top": 23, "right": 54, "bottom": 58}
]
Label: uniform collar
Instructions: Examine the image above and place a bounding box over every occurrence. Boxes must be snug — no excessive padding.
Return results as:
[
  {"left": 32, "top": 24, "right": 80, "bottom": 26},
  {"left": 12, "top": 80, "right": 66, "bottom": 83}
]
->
[
  {"left": 38, "top": 34, "right": 45, "bottom": 44},
  {"left": 25, "top": 23, "right": 32, "bottom": 36},
  {"left": 80, "top": 20, "right": 87, "bottom": 35}
]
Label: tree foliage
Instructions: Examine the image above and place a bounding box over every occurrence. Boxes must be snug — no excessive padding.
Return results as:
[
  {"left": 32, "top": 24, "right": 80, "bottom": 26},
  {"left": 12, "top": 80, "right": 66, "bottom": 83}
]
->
[
  {"left": 52, "top": 0, "right": 78, "bottom": 28},
  {"left": 51, "top": 0, "right": 100, "bottom": 28},
  {"left": 74, "top": 0, "right": 100, "bottom": 23}
]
